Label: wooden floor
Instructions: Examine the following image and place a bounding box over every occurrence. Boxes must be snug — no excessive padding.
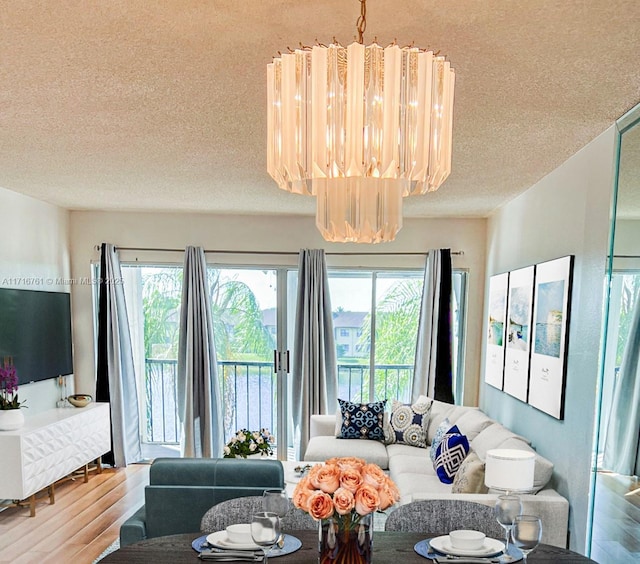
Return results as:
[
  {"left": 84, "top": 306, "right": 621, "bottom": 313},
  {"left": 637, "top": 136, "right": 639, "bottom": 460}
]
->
[
  {"left": 0, "top": 463, "right": 149, "bottom": 564},
  {"left": 591, "top": 471, "right": 640, "bottom": 563}
]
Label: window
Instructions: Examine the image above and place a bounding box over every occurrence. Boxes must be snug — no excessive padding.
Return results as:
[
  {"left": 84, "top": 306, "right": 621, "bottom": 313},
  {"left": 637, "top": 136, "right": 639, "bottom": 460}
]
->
[
  {"left": 328, "top": 269, "right": 467, "bottom": 404},
  {"left": 101, "top": 260, "right": 467, "bottom": 460}
]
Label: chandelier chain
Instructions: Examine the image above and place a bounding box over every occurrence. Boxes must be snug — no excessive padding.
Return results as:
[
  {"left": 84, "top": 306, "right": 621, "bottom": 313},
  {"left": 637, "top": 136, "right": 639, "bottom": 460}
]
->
[{"left": 356, "top": 0, "right": 367, "bottom": 43}]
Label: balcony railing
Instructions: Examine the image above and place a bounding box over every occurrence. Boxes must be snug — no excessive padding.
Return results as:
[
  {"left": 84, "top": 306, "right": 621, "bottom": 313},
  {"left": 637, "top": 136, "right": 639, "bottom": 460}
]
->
[{"left": 144, "top": 359, "right": 414, "bottom": 445}]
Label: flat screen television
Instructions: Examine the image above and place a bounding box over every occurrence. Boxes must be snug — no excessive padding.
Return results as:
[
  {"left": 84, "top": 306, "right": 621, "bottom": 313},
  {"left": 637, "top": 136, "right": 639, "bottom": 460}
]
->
[{"left": 0, "top": 288, "right": 74, "bottom": 385}]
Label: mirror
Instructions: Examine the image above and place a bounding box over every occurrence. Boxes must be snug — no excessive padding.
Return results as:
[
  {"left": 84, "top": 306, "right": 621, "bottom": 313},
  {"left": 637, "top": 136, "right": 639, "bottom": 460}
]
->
[{"left": 589, "top": 104, "right": 640, "bottom": 562}]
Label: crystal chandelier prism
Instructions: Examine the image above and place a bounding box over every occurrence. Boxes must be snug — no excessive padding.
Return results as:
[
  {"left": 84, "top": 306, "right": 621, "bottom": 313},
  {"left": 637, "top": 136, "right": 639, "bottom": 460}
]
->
[{"left": 266, "top": 1, "right": 455, "bottom": 243}]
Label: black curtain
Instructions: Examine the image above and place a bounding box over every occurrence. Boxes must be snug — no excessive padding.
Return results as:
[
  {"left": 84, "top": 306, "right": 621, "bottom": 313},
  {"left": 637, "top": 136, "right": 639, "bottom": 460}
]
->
[
  {"left": 434, "top": 249, "right": 453, "bottom": 403},
  {"left": 95, "top": 243, "right": 115, "bottom": 466},
  {"left": 412, "top": 248, "right": 454, "bottom": 404}
]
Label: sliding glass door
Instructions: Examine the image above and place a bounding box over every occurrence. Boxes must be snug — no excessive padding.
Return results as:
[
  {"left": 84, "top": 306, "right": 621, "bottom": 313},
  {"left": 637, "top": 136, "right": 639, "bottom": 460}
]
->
[
  {"left": 106, "top": 260, "right": 467, "bottom": 461},
  {"left": 207, "top": 268, "right": 288, "bottom": 457},
  {"left": 118, "top": 264, "right": 294, "bottom": 459}
]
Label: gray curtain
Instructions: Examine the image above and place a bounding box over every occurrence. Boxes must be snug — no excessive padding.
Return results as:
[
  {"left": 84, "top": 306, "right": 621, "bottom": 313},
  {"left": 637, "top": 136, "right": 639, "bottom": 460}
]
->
[
  {"left": 177, "top": 246, "right": 224, "bottom": 458},
  {"left": 292, "top": 249, "right": 337, "bottom": 459},
  {"left": 412, "top": 248, "right": 454, "bottom": 403},
  {"left": 603, "top": 294, "right": 640, "bottom": 476},
  {"left": 95, "top": 243, "right": 142, "bottom": 467}
]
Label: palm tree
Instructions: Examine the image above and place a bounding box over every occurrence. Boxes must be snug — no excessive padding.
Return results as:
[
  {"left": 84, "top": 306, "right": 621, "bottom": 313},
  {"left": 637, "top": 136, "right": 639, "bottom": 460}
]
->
[
  {"left": 141, "top": 267, "right": 274, "bottom": 440},
  {"left": 141, "top": 268, "right": 274, "bottom": 361},
  {"left": 142, "top": 269, "right": 182, "bottom": 359},
  {"left": 357, "top": 279, "right": 422, "bottom": 401},
  {"left": 207, "top": 270, "right": 274, "bottom": 360},
  {"left": 206, "top": 270, "right": 275, "bottom": 438}
]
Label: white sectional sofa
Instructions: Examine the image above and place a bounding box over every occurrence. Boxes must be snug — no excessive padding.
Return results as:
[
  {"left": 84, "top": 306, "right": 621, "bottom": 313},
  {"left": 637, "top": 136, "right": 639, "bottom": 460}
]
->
[{"left": 303, "top": 396, "right": 570, "bottom": 548}]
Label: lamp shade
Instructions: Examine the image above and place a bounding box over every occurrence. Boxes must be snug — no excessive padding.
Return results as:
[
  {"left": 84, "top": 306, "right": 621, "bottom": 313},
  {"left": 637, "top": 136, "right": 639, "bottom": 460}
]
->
[{"left": 484, "top": 449, "right": 535, "bottom": 492}]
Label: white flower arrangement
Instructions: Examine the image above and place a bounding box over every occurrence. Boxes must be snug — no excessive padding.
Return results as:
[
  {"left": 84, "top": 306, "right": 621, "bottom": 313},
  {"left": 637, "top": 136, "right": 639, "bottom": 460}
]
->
[{"left": 222, "top": 428, "right": 275, "bottom": 458}]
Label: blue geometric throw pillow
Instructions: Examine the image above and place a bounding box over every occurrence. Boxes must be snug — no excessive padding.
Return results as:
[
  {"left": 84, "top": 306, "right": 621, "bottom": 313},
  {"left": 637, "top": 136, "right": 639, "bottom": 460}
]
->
[
  {"left": 430, "top": 418, "right": 452, "bottom": 465},
  {"left": 338, "top": 398, "right": 387, "bottom": 441},
  {"left": 389, "top": 399, "right": 433, "bottom": 448},
  {"left": 435, "top": 429, "right": 470, "bottom": 484}
]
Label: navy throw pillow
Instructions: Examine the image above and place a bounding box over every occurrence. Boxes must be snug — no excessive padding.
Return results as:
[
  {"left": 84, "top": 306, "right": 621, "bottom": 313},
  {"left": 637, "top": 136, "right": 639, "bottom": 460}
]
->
[
  {"left": 389, "top": 399, "right": 432, "bottom": 448},
  {"left": 434, "top": 428, "right": 470, "bottom": 484},
  {"left": 338, "top": 398, "right": 387, "bottom": 440}
]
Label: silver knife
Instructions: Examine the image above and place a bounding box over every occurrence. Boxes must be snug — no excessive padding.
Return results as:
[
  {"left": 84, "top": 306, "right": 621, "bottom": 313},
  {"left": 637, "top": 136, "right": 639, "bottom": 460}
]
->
[{"left": 199, "top": 549, "right": 263, "bottom": 561}]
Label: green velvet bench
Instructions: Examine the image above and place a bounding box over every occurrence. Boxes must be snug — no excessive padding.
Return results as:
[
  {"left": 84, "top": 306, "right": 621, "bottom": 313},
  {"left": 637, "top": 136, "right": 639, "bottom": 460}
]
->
[{"left": 119, "top": 457, "right": 285, "bottom": 547}]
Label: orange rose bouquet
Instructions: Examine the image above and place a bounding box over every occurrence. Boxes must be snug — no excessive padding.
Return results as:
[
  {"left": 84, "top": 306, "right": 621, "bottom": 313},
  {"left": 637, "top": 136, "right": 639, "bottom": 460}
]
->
[
  {"left": 293, "top": 457, "right": 399, "bottom": 563},
  {"left": 293, "top": 455, "right": 399, "bottom": 525}
]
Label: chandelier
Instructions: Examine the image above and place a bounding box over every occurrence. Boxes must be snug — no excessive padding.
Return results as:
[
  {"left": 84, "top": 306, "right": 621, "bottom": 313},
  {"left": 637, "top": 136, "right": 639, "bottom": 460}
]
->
[{"left": 266, "top": 0, "right": 455, "bottom": 243}]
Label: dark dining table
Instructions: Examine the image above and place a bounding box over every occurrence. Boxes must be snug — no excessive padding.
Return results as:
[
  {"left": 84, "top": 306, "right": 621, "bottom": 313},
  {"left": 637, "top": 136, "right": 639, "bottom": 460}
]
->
[{"left": 101, "top": 530, "right": 598, "bottom": 563}]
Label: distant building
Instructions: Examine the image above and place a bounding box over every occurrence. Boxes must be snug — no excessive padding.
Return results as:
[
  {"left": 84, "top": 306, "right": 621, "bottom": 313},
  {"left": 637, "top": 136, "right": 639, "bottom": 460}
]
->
[
  {"left": 333, "top": 311, "right": 367, "bottom": 358},
  {"left": 261, "top": 308, "right": 368, "bottom": 358}
]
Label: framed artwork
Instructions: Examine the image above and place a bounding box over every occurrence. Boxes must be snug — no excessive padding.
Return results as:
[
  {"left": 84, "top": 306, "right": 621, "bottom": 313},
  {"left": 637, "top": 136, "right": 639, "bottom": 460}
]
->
[
  {"left": 484, "top": 272, "right": 509, "bottom": 390},
  {"left": 528, "top": 255, "right": 574, "bottom": 419},
  {"left": 503, "top": 265, "right": 535, "bottom": 402}
]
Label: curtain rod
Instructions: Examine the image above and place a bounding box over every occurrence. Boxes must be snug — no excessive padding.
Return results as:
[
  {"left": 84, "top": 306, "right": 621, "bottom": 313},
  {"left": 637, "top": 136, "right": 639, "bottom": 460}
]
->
[{"left": 94, "top": 245, "right": 464, "bottom": 257}]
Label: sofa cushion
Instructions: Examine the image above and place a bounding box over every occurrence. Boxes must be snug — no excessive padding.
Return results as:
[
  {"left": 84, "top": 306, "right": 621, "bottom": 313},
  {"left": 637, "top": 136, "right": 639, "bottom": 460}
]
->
[
  {"left": 312, "top": 414, "right": 339, "bottom": 438},
  {"left": 418, "top": 396, "right": 472, "bottom": 443},
  {"left": 337, "top": 398, "right": 386, "bottom": 440},
  {"left": 434, "top": 429, "right": 470, "bottom": 484},
  {"left": 304, "top": 436, "right": 389, "bottom": 469},
  {"left": 430, "top": 418, "right": 452, "bottom": 464},
  {"left": 451, "top": 450, "right": 489, "bottom": 494},
  {"left": 453, "top": 409, "right": 495, "bottom": 441},
  {"left": 388, "top": 451, "right": 434, "bottom": 476},
  {"left": 393, "top": 471, "right": 453, "bottom": 501},
  {"left": 387, "top": 442, "right": 432, "bottom": 459},
  {"left": 388, "top": 399, "right": 432, "bottom": 448},
  {"left": 470, "top": 422, "right": 532, "bottom": 457}
]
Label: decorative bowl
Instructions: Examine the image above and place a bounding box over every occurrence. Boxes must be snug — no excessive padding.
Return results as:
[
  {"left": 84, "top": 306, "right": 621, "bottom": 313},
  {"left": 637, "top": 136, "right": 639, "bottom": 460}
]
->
[
  {"left": 449, "top": 529, "right": 486, "bottom": 550},
  {"left": 67, "top": 394, "right": 92, "bottom": 408},
  {"left": 225, "top": 523, "right": 252, "bottom": 544}
]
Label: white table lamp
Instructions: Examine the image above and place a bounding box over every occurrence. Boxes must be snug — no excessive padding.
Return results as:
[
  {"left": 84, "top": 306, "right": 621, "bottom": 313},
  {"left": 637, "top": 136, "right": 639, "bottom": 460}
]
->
[{"left": 484, "top": 449, "right": 535, "bottom": 493}]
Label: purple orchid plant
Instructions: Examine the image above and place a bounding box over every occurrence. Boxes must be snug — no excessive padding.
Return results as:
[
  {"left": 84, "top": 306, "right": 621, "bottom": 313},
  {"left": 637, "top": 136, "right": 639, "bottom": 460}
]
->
[{"left": 0, "top": 362, "right": 25, "bottom": 410}]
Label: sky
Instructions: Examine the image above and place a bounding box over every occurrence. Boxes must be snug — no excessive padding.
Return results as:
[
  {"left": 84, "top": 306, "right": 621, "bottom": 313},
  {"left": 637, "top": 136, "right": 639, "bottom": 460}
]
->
[
  {"left": 138, "top": 265, "right": 418, "bottom": 312},
  {"left": 225, "top": 269, "right": 411, "bottom": 312}
]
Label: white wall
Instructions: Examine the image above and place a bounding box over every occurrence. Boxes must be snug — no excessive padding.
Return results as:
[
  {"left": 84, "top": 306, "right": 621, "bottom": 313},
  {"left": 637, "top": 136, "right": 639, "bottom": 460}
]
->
[
  {"left": 0, "top": 187, "right": 71, "bottom": 413},
  {"left": 69, "top": 211, "right": 487, "bottom": 403},
  {"left": 482, "top": 127, "right": 617, "bottom": 552}
]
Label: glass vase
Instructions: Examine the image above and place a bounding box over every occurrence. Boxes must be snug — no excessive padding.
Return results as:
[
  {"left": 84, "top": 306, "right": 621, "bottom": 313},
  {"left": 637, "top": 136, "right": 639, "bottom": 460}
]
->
[{"left": 318, "top": 512, "right": 373, "bottom": 564}]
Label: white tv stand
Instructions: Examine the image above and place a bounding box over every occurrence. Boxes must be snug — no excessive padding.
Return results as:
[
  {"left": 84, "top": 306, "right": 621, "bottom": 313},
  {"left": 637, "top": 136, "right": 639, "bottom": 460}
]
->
[{"left": 0, "top": 402, "right": 111, "bottom": 516}]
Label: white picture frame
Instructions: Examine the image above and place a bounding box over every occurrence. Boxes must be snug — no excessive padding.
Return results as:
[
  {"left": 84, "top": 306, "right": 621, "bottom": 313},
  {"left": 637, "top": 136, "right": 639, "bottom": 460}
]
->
[
  {"left": 503, "top": 265, "right": 535, "bottom": 402},
  {"left": 484, "top": 272, "right": 509, "bottom": 390},
  {"left": 528, "top": 256, "right": 574, "bottom": 419}
]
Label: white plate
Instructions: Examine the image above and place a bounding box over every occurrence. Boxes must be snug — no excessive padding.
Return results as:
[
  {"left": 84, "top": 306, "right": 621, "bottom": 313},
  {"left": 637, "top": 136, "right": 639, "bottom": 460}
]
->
[
  {"left": 429, "top": 535, "right": 505, "bottom": 557},
  {"left": 206, "top": 530, "right": 261, "bottom": 551}
]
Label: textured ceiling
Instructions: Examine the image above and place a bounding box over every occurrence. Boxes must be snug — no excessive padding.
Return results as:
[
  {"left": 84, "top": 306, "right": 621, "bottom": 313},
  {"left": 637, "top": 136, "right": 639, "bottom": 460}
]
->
[{"left": 1, "top": 1, "right": 639, "bottom": 219}]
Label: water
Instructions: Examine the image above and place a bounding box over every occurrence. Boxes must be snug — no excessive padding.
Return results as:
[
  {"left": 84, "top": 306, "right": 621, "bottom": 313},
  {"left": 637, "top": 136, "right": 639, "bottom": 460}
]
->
[
  {"left": 534, "top": 323, "right": 561, "bottom": 357},
  {"left": 488, "top": 320, "right": 504, "bottom": 346}
]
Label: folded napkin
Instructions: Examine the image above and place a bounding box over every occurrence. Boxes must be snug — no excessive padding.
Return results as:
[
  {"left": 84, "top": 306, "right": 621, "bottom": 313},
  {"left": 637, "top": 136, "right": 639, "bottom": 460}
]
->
[
  {"left": 198, "top": 548, "right": 264, "bottom": 562},
  {"left": 432, "top": 558, "right": 501, "bottom": 564}
]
